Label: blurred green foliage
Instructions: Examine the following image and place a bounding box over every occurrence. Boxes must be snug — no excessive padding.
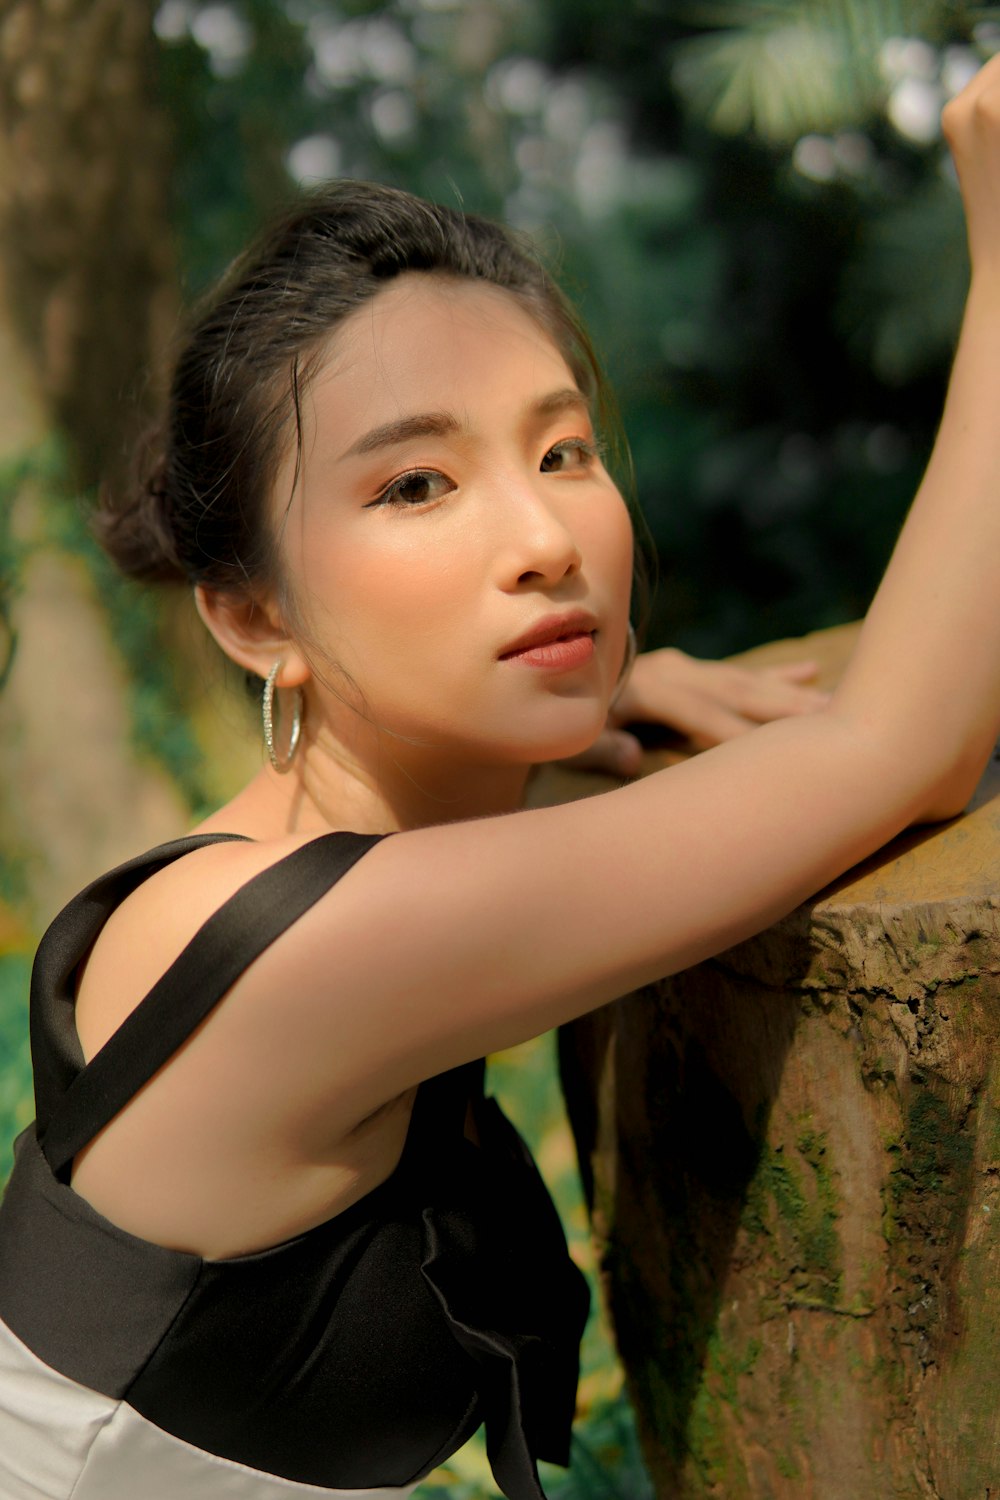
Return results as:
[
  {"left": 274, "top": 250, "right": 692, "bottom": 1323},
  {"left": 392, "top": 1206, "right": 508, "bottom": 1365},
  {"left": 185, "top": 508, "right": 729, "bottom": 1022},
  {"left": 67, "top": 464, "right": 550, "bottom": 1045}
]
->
[
  {"left": 48, "top": 495, "right": 214, "bottom": 818},
  {"left": 0, "top": 955, "right": 32, "bottom": 1181}
]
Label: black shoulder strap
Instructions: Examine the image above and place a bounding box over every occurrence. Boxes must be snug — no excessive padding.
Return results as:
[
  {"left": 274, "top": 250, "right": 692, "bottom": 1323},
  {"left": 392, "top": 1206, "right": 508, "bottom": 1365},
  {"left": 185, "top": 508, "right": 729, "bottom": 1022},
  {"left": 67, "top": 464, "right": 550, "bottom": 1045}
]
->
[
  {"left": 36, "top": 831, "right": 384, "bottom": 1181},
  {"left": 30, "top": 834, "right": 252, "bottom": 1133}
]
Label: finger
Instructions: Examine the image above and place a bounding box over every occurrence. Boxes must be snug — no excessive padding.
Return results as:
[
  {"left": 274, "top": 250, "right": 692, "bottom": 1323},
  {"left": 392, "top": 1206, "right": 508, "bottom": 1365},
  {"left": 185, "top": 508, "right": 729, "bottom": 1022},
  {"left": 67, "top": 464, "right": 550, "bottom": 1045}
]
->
[
  {"left": 719, "top": 669, "right": 830, "bottom": 720},
  {"left": 767, "top": 659, "right": 820, "bottom": 684},
  {"left": 563, "top": 729, "right": 644, "bottom": 777},
  {"left": 744, "top": 686, "right": 831, "bottom": 720},
  {"left": 667, "top": 698, "right": 756, "bottom": 748}
]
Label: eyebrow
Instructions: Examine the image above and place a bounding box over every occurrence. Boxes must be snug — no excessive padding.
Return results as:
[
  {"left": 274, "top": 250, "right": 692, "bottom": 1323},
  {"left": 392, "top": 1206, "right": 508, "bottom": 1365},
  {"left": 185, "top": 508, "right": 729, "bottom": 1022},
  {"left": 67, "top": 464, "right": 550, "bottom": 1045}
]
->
[
  {"left": 342, "top": 412, "right": 459, "bottom": 460},
  {"left": 533, "top": 388, "right": 591, "bottom": 420},
  {"left": 340, "top": 389, "right": 591, "bottom": 462}
]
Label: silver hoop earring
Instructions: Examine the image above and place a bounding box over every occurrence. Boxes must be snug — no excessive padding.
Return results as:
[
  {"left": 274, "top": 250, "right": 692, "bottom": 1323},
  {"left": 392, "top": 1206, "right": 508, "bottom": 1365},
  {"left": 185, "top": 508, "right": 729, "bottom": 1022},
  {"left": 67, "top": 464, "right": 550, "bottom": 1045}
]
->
[
  {"left": 609, "top": 624, "right": 637, "bottom": 711},
  {"left": 262, "top": 661, "right": 303, "bottom": 773}
]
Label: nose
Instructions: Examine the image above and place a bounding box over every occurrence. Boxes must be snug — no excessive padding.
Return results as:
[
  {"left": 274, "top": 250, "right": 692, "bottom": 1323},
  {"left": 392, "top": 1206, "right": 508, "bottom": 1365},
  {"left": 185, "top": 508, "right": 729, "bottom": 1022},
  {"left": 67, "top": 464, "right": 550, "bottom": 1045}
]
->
[{"left": 495, "top": 477, "right": 583, "bottom": 591}]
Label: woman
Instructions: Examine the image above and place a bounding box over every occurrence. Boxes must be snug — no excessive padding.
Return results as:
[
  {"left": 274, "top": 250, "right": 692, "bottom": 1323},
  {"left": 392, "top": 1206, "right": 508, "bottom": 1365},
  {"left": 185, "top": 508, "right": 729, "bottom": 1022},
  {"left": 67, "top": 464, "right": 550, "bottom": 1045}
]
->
[{"left": 2, "top": 58, "right": 1000, "bottom": 1500}]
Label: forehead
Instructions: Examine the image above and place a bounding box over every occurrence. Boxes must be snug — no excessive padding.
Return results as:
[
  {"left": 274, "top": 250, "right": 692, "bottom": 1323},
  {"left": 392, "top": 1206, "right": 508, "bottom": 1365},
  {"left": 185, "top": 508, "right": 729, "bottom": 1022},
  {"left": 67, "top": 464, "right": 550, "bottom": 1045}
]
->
[{"left": 309, "top": 273, "right": 578, "bottom": 415}]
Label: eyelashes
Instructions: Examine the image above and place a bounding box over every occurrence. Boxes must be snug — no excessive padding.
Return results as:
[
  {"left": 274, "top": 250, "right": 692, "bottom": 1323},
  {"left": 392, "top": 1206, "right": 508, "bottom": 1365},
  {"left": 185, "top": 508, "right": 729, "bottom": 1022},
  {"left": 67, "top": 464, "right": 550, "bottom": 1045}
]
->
[
  {"left": 540, "top": 437, "right": 604, "bottom": 474},
  {"left": 370, "top": 470, "right": 454, "bottom": 508},
  {"left": 368, "top": 437, "right": 605, "bottom": 509}
]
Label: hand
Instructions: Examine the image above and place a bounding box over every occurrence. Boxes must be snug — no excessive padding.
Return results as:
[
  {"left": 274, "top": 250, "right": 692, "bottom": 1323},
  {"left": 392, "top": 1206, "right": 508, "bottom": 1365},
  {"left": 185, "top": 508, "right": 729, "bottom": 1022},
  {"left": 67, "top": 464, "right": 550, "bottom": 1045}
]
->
[
  {"left": 943, "top": 53, "right": 1000, "bottom": 280},
  {"left": 567, "top": 647, "right": 830, "bottom": 777}
]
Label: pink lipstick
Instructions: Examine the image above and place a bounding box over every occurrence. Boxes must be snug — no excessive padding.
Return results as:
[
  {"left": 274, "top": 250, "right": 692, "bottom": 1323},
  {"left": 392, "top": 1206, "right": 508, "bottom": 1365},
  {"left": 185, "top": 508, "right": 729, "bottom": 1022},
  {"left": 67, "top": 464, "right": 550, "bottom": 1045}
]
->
[{"left": 498, "top": 612, "right": 597, "bottom": 671}]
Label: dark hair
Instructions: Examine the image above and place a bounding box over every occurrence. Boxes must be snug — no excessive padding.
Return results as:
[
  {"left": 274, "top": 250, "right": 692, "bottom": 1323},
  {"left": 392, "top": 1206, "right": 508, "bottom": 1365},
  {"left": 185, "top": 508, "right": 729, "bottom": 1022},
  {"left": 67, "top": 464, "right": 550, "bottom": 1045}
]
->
[{"left": 97, "top": 180, "right": 636, "bottom": 604}]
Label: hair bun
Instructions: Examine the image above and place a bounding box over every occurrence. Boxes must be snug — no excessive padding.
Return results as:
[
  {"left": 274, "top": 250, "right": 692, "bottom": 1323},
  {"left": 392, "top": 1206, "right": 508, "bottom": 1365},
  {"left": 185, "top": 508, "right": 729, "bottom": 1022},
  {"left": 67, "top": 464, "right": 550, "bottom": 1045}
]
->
[{"left": 92, "top": 425, "right": 188, "bottom": 585}]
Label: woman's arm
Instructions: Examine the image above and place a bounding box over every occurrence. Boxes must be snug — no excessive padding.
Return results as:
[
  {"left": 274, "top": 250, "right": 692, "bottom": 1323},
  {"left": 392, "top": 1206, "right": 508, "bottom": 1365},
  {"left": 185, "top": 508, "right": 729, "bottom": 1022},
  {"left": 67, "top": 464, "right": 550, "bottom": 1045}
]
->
[
  {"left": 828, "top": 75, "right": 1000, "bottom": 814},
  {"left": 77, "top": 62, "right": 1000, "bottom": 1159}
]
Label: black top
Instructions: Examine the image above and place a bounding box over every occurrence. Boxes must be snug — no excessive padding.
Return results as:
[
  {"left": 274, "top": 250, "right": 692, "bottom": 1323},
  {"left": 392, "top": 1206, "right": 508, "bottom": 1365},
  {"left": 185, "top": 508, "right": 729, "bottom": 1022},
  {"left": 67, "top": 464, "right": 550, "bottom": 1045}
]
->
[{"left": 0, "top": 833, "right": 590, "bottom": 1498}]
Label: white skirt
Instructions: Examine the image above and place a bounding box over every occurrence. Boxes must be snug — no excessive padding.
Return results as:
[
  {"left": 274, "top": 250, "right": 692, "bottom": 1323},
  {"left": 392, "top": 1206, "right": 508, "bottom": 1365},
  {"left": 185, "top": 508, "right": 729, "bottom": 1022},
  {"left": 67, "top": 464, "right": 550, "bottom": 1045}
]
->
[{"left": 0, "top": 1315, "right": 422, "bottom": 1500}]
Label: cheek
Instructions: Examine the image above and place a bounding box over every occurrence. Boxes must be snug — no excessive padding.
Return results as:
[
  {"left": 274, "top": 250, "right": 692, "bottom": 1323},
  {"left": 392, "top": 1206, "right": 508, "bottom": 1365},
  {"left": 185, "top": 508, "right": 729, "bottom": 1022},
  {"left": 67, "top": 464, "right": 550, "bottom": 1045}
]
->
[
  {"left": 298, "top": 524, "right": 472, "bottom": 664},
  {"left": 590, "top": 491, "right": 635, "bottom": 602}
]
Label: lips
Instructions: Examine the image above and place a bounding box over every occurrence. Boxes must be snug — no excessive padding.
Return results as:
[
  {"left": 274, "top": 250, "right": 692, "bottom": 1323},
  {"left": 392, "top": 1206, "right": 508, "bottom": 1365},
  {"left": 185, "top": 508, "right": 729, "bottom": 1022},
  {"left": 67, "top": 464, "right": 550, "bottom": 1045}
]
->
[{"left": 498, "top": 611, "right": 598, "bottom": 660}]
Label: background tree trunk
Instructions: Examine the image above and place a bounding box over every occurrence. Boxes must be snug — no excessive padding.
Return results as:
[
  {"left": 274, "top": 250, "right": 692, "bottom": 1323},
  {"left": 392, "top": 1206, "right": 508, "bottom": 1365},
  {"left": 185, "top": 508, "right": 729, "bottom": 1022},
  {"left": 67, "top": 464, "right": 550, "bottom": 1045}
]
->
[
  {"left": 551, "top": 625, "right": 1000, "bottom": 1497},
  {"left": 0, "top": 0, "right": 188, "bottom": 925},
  {"left": 0, "top": 0, "right": 176, "bottom": 485}
]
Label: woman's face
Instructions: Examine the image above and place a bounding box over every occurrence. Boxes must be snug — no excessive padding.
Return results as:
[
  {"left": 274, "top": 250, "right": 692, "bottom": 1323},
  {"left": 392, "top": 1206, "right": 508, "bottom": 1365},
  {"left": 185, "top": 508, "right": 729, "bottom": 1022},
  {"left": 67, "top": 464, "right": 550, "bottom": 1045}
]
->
[{"left": 274, "top": 273, "right": 634, "bottom": 770}]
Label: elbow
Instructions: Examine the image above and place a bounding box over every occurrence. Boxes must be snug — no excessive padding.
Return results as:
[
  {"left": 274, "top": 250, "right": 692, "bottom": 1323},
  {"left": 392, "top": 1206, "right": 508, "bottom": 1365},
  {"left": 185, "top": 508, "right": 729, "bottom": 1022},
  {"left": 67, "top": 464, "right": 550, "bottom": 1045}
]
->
[
  {"left": 909, "top": 747, "right": 992, "bottom": 825},
  {"left": 910, "top": 792, "right": 971, "bottom": 826}
]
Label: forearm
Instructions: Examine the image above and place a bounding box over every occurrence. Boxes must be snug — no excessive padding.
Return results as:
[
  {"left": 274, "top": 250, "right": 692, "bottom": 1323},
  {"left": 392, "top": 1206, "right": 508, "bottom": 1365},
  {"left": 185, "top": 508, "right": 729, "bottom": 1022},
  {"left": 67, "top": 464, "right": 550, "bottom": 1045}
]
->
[
  {"left": 831, "top": 72, "right": 1000, "bottom": 811},
  {"left": 832, "top": 271, "right": 1000, "bottom": 810}
]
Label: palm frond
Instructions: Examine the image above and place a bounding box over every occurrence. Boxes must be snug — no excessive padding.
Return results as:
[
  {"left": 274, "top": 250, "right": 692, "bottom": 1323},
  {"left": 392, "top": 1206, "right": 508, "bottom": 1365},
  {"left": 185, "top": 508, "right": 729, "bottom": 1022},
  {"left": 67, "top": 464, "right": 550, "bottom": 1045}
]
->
[{"left": 672, "top": 0, "right": 944, "bottom": 143}]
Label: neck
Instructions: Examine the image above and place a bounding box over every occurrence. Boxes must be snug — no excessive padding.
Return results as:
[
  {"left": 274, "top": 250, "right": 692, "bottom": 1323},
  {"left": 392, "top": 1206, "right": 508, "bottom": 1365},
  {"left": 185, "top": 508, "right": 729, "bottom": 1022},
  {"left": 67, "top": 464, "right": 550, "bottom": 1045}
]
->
[{"left": 216, "top": 719, "right": 535, "bottom": 840}]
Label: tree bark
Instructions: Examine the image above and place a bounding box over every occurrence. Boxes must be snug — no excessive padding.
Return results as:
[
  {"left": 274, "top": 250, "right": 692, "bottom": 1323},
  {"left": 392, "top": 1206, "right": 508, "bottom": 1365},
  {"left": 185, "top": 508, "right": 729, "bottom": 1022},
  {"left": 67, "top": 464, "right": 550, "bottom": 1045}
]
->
[
  {"left": 550, "top": 625, "right": 1000, "bottom": 1497},
  {"left": 0, "top": 0, "right": 188, "bottom": 924},
  {"left": 0, "top": 0, "right": 176, "bottom": 485}
]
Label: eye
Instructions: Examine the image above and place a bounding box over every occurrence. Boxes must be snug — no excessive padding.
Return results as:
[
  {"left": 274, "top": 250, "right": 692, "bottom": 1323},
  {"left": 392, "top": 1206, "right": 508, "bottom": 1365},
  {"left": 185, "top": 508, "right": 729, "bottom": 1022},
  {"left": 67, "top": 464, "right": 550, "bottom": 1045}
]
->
[
  {"left": 540, "top": 438, "right": 601, "bottom": 474},
  {"left": 367, "top": 469, "right": 454, "bottom": 508}
]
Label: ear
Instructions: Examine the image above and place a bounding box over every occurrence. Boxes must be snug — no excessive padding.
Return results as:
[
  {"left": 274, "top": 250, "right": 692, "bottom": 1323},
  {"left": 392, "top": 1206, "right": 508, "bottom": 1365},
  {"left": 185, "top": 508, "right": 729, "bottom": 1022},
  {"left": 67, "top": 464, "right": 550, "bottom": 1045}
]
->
[{"left": 194, "top": 585, "right": 310, "bottom": 689}]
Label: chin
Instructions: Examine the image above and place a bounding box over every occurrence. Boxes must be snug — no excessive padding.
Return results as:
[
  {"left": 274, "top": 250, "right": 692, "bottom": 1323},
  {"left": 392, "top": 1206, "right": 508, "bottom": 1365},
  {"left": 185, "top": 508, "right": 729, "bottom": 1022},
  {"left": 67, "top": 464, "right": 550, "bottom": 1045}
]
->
[{"left": 513, "top": 719, "right": 609, "bottom": 767}]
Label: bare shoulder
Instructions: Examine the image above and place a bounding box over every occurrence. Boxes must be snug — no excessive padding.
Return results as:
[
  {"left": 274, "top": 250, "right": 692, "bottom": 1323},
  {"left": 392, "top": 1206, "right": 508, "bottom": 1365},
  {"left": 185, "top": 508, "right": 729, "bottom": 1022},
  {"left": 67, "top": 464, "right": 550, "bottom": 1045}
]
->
[
  {"left": 75, "top": 831, "right": 322, "bottom": 1060},
  {"left": 69, "top": 828, "right": 419, "bottom": 1258}
]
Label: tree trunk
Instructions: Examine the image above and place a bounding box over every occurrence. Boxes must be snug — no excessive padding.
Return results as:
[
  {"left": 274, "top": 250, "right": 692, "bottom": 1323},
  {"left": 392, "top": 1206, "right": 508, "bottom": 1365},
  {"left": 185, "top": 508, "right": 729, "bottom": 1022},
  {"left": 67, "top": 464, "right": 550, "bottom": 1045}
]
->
[
  {"left": 550, "top": 625, "right": 1000, "bottom": 1497},
  {"left": 0, "top": 0, "right": 188, "bottom": 925},
  {"left": 0, "top": 0, "right": 176, "bottom": 486}
]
